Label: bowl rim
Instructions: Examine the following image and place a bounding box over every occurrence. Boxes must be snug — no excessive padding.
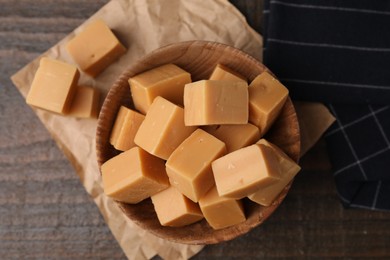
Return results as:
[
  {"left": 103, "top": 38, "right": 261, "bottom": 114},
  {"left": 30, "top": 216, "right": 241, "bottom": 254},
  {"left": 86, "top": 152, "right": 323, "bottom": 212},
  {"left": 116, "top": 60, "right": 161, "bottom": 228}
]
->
[{"left": 96, "top": 40, "right": 301, "bottom": 244}]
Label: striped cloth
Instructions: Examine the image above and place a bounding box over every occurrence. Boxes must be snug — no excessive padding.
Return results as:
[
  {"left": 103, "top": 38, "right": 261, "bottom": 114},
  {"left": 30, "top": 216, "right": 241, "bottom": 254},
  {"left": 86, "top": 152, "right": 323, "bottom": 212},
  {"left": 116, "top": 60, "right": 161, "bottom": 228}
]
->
[{"left": 263, "top": 0, "right": 390, "bottom": 211}]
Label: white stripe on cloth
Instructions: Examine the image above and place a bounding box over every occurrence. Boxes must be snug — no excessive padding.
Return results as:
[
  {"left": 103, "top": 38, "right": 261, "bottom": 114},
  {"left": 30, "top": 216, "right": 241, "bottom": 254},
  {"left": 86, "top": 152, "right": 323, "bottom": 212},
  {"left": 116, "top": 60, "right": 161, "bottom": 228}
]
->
[
  {"left": 369, "top": 105, "right": 390, "bottom": 147},
  {"left": 372, "top": 181, "right": 382, "bottom": 209},
  {"left": 329, "top": 104, "right": 368, "bottom": 180},
  {"left": 279, "top": 78, "right": 390, "bottom": 91},
  {"left": 326, "top": 106, "right": 390, "bottom": 136},
  {"left": 267, "top": 38, "right": 390, "bottom": 52},
  {"left": 332, "top": 147, "right": 389, "bottom": 176},
  {"left": 269, "top": 0, "right": 390, "bottom": 16}
]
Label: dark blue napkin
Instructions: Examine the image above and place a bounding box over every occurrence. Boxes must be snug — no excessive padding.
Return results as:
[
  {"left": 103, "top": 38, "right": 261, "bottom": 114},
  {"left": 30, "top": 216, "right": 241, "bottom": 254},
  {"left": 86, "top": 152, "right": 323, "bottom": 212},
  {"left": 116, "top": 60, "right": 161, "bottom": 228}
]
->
[{"left": 263, "top": 0, "right": 390, "bottom": 211}]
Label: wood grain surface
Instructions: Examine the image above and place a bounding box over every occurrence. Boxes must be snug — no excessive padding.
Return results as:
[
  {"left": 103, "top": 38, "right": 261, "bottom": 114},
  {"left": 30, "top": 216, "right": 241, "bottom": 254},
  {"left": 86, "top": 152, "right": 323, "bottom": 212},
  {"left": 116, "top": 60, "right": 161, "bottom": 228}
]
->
[{"left": 1, "top": 0, "right": 390, "bottom": 259}]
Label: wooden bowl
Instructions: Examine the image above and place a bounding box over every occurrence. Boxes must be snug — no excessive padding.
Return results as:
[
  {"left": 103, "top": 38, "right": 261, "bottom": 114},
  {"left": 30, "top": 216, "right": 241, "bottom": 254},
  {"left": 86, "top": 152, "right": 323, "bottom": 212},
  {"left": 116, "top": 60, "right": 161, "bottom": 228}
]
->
[{"left": 96, "top": 41, "right": 300, "bottom": 244}]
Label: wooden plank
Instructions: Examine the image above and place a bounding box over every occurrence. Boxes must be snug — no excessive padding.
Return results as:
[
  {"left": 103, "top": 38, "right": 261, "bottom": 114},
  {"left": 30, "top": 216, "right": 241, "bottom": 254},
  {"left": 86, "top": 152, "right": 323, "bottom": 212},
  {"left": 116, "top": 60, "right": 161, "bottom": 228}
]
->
[{"left": 1, "top": 1, "right": 126, "bottom": 259}]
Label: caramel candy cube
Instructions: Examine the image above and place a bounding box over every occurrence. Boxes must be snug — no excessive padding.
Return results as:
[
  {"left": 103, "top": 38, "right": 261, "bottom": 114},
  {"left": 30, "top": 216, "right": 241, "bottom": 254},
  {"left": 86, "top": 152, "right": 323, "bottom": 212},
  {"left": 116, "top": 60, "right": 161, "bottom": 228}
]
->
[
  {"left": 109, "top": 106, "right": 145, "bottom": 151},
  {"left": 68, "top": 86, "right": 100, "bottom": 118},
  {"left": 101, "top": 147, "right": 169, "bottom": 204},
  {"left": 248, "top": 139, "right": 301, "bottom": 206},
  {"left": 209, "top": 64, "right": 247, "bottom": 82},
  {"left": 26, "top": 57, "right": 79, "bottom": 114},
  {"left": 199, "top": 186, "right": 245, "bottom": 230},
  {"left": 151, "top": 186, "right": 203, "bottom": 227},
  {"left": 134, "top": 96, "right": 196, "bottom": 160},
  {"left": 66, "top": 19, "right": 126, "bottom": 77},
  {"left": 249, "top": 71, "right": 288, "bottom": 136},
  {"left": 203, "top": 123, "right": 260, "bottom": 153},
  {"left": 129, "top": 64, "right": 191, "bottom": 114},
  {"left": 166, "top": 129, "right": 226, "bottom": 202},
  {"left": 184, "top": 80, "right": 248, "bottom": 126},
  {"left": 212, "top": 144, "right": 281, "bottom": 199}
]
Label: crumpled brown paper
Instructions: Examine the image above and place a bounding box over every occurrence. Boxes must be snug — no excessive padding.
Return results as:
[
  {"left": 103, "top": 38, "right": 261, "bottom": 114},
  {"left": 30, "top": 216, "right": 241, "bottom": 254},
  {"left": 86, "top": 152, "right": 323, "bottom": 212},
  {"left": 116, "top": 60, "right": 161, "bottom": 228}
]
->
[
  {"left": 294, "top": 101, "right": 336, "bottom": 156},
  {"left": 11, "top": 0, "right": 334, "bottom": 259}
]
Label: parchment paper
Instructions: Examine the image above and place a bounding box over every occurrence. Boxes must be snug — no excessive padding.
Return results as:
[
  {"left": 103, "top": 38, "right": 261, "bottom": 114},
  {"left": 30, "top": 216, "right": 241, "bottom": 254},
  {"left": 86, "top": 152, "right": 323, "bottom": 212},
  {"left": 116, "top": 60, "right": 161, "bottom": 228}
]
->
[
  {"left": 11, "top": 0, "right": 334, "bottom": 259},
  {"left": 294, "top": 101, "right": 335, "bottom": 156}
]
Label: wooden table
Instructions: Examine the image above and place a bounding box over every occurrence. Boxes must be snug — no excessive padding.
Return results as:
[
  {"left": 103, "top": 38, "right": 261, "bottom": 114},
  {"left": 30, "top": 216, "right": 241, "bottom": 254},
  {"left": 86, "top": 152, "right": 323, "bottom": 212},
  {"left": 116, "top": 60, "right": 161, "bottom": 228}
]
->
[{"left": 1, "top": 1, "right": 389, "bottom": 259}]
